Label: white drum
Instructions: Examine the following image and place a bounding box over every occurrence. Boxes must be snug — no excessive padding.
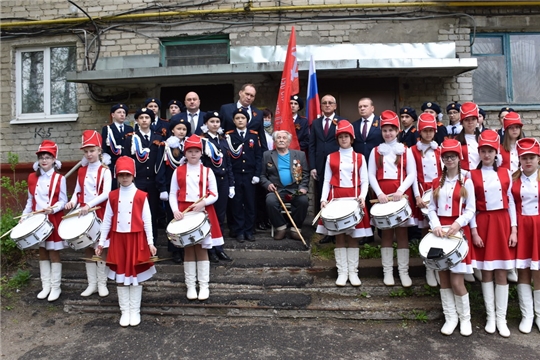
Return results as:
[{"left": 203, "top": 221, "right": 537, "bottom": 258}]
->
[
  {"left": 420, "top": 189, "right": 432, "bottom": 216},
  {"left": 321, "top": 198, "right": 363, "bottom": 232},
  {"left": 166, "top": 212, "right": 211, "bottom": 248},
  {"left": 10, "top": 213, "right": 53, "bottom": 250},
  {"left": 419, "top": 226, "right": 469, "bottom": 270},
  {"left": 58, "top": 211, "right": 101, "bottom": 250},
  {"left": 370, "top": 198, "right": 412, "bottom": 229}
]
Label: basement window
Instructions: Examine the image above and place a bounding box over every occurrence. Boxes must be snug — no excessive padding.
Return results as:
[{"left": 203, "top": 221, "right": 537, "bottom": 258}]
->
[
  {"left": 160, "top": 35, "right": 230, "bottom": 67},
  {"left": 13, "top": 45, "right": 78, "bottom": 124}
]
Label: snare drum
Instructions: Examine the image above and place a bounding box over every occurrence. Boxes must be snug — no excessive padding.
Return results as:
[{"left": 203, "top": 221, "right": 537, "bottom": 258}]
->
[
  {"left": 166, "top": 212, "right": 211, "bottom": 248},
  {"left": 420, "top": 189, "right": 432, "bottom": 216},
  {"left": 370, "top": 198, "right": 412, "bottom": 229},
  {"left": 321, "top": 198, "right": 363, "bottom": 232},
  {"left": 58, "top": 211, "right": 101, "bottom": 250},
  {"left": 10, "top": 213, "right": 53, "bottom": 250},
  {"left": 419, "top": 226, "right": 469, "bottom": 270}
]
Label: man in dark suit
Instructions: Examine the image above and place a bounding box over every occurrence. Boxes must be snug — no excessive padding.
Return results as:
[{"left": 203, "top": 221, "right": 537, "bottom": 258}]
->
[
  {"left": 260, "top": 130, "right": 309, "bottom": 241},
  {"left": 123, "top": 107, "right": 166, "bottom": 242},
  {"left": 309, "top": 94, "right": 344, "bottom": 217},
  {"left": 352, "top": 97, "right": 383, "bottom": 162},
  {"left": 219, "top": 83, "right": 268, "bottom": 151},
  {"left": 177, "top": 91, "right": 206, "bottom": 136},
  {"left": 101, "top": 103, "right": 134, "bottom": 190}
]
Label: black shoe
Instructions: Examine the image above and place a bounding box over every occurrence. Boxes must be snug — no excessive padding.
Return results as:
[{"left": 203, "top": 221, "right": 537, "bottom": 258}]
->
[
  {"left": 217, "top": 251, "right": 232, "bottom": 262},
  {"left": 172, "top": 251, "right": 183, "bottom": 264},
  {"left": 208, "top": 251, "right": 220, "bottom": 263},
  {"left": 257, "top": 222, "right": 267, "bottom": 230},
  {"left": 359, "top": 236, "right": 375, "bottom": 245},
  {"left": 229, "top": 230, "right": 236, "bottom": 238},
  {"left": 245, "top": 233, "right": 255, "bottom": 242},
  {"left": 236, "top": 234, "right": 245, "bottom": 243},
  {"left": 319, "top": 235, "right": 335, "bottom": 244}
]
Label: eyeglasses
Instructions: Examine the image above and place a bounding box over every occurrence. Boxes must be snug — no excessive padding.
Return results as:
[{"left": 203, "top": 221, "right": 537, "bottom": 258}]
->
[
  {"left": 321, "top": 101, "right": 335, "bottom": 105},
  {"left": 38, "top": 155, "right": 54, "bottom": 160},
  {"left": 442, "top": 155, "right": 458, "bottom": 161}
]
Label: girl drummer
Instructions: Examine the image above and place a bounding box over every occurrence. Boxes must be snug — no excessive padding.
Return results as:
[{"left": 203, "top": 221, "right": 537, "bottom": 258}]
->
[
  {"left": 411, "top": 113, "right": 442, "bottom": 287},
  {"left": 469, "top": 129, "right": 517, "bottom": 338},
  {"left": 163, "top": 115, "right": 191, "bottom": 264},
  {"left": 22, "top": 140, "right": 68, "bottom": 302},
  {"left": 512, "top": 137, "right": 540, "bottom": 333},
  {"left": 318, "top": 120, "right": 372, "bottom": 287},
  {"left": 500, "top": 112, "right": 524, "bottom": 172},
  {"left": 65, "top": 130, "right": 112, "bottom": 298},
  {"left": 96, "top": 156, "right": 157, "bottom": 327},
  {"left": 428, "top": 139, "right": 475, "bottom": 336},
  {"left": 368, "top": 110, "right": 417, "bottom": 287},
  {"left": 169, "top": 134, "right": 224, "bottom": 301}
]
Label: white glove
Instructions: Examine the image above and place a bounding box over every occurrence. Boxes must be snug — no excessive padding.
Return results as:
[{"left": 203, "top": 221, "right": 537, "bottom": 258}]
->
[
  {"left": 166, "top": 136, "right": 180, "bottom": 148},
  {"left": 229, "top": 186, "right": 235, "bottom": 198},
  {"left": 159, "top": 191, "right": 168, "bottom": 201},
  {"left": 251, "top": 176, "right": 260, "bottom": 185}
]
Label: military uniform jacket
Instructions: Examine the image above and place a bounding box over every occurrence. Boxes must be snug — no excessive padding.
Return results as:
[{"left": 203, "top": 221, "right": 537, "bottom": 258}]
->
[
  {"left": 294, "top": 115, "right": 310, "bottom": 151},
  {"left": 398, "top": 126, "right": 418, "bottom": 148},
  {"left": 202, "top": 134, "right": 235, "bottom": 187},
  {"left": 226, "top": 129, "right": 262, "bottom": 177},
  {"left": 102, "top": 122, "right": 134, "bottom": 175},
  {"left": 219, "top": 103, "right": 268, "bottom": 151}
]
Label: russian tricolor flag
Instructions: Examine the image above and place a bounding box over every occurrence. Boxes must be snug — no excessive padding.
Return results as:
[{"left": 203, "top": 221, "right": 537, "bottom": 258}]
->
[{"left": 306, "top": 55, "right": 320, "bottom": 127}]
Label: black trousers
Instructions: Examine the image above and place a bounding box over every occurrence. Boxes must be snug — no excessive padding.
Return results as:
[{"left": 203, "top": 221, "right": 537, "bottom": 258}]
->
[{"left": 266, "top": 190, "right": 308, "bottom": 230}]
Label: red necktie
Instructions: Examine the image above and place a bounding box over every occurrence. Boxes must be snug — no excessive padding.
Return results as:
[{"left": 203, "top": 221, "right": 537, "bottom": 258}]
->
[
  {"left": 324, "top": 118, "right": 330, "bottom": 137},
  {"left": 362, "top": 119, "right": 368, "bottom": 140}
]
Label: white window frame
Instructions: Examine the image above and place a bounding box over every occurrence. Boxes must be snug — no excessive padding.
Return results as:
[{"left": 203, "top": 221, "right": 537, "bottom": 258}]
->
[{"left": 12, "top": 46, "right": 78, "bottom": 124}]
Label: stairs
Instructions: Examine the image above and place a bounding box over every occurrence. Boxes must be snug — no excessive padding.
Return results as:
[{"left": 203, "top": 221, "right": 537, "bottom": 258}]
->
[{"left": 27, "top": 222, "right": 443, "bottom": 322}]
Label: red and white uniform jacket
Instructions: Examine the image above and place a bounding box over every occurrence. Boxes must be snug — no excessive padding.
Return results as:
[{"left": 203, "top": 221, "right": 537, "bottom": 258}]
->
[
  {"left": 500, "top": 144, "right": 519, "bottom": 173},
  {"left": 368, "top": 139, "right": 417, "bottom": 196},
  {"left": 321, "top": 147, "right": 368, "bottom": 202},
  {"left": 24, "top": 168, "right": 67, "bottom": 215},
  {"left": 469, "top": 167, "right": 517, "bottom": 228},
  {"left": 69, "top": 161, "right": 112, "bottom": 219},
  {"left": 427, "top": 170, "right": 475, "bottom": 229},
  {"left": 411, "top": 141, "right": 442, "bottom": 197},
  {"left": 512, "top": 170, "right": 540, "bottom": 216},
  {"left": 460, "top": 134, "right": 479, "bottom": 171},
  {"left": 169, "top": 162, "right": 218, "bottom": 212}
]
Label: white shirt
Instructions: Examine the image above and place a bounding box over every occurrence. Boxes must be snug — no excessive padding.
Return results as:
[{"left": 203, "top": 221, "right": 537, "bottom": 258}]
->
[
  {"left": 465, "top": 134, "right": 480, "bottom": 170},
  {"left": 69, "top": 161, "right": 112, "bottom": 209},
  {"left": 446, "top": 124, "right": 463, "bottom": 136},
  {"left": 321, "top": 113, "right": 336, "bottom": 131},
  {"left": 24, "top": 168, "right": 67, "bottom": 215},
  {"left": 359, "top": 114, "right": 375, "bottom": 138}
]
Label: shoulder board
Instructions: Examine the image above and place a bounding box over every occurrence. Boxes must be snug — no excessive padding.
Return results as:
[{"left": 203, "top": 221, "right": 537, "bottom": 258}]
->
[
  {"left": 249, "top": 130, "right": 258, "bottom": 134},
  {"left": 411, "top": 128, "right": 417, "bottom": 133},
  {"left": 125, "top": 132, "right": 135, "bottom": 136},
  {"left": 225, "top": 130, "right": 234, "bottom": 134},
  {"left": 437, "top": 122, "right": 444, "bottom": 126}
]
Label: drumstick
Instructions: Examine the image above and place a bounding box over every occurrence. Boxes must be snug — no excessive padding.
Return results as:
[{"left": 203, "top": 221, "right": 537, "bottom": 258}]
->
[
  {"left": 181, "top": 195, "right": 207, "bottom": 215},
  {"left": 64, "top": 160, "right": 82, "bottom": 179},
  {"left": 369, "top": 194, "right": 408, "bottom": 204},
  {"left": 62, "top": 206, "right": 101, "bottom": 219},
  {"left": 274, "top": 190, "right": 308, "bottom": 248},
  {"left": 13, "top": 205, "right": 59, "bottom": 220},
  {"left": 0, "top": 228, "right": 14, "bottom": 239},
  {"left": 311, "top": 207, "right": 324, "bottom": 227},
  {"left": 428, "top": 230, "right": 462, "bottom": 240}
]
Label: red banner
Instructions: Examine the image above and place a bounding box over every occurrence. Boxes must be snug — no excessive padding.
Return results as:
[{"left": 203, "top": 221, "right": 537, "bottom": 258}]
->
[{"left": 273, "top": 26, "right": 300, "bottom": 150}]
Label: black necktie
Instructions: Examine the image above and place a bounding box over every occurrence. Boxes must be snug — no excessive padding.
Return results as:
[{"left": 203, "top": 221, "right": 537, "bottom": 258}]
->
[
  {"left": 240, "top": 131, "right": 244, "bottom": 139},
  {"left": 144, "top": 135, "right": 149, "bottom": 142},
  {"left": 452, "top": 126, "right": 456, "bottom": 135},
  {"left": 120, "top": 125, "right": 123, "bottom": 133}
]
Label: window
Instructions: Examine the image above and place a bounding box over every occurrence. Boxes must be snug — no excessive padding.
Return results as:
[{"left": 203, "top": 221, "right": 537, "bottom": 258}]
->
[
  {"left": 160, "top": 35, "right": 229, "bottom": 67},
  {"left": 472, "top": 33, "right": 540, "bottom": 106},
  {"left": 13, "top": 46, "right": 78, "bottom": 124}
]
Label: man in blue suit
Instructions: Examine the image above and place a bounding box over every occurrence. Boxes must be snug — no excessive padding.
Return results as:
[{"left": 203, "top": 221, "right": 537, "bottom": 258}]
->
[
  {"left": 220, "top": 83, "right": 268, "bottom": 151},
  {"left": 309, "top": 94, "right": 344, "bottom": 223},
  {"left": 176, "top": 91, "right": 206, "bottom": 136}
]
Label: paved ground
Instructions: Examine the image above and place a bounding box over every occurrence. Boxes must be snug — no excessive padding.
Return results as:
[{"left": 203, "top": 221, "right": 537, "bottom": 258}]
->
[{"left": 2, "top": 290, "right": 539, "bottom": 360}]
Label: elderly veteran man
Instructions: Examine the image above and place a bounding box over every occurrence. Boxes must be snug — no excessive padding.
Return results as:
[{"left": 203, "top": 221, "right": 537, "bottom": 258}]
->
[{"left": 260, "top": 130, "right": 310, "bottom": 240}]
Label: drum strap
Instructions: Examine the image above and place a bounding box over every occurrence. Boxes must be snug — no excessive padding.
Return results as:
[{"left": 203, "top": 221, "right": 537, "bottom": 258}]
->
[
  {"left": 49, "top": 172, "right": 60, "bottom": 206},
  {"left": 354, "top": 153, "right": 358, "bottom": 199}
]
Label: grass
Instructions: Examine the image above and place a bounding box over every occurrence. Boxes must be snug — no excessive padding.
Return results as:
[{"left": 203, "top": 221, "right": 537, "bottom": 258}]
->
[{"left": 0, "top": 269, "right": 31, "bottom": 302}]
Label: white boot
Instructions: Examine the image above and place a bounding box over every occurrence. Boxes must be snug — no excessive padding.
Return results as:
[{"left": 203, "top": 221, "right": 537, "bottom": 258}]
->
[
  {"left": 507, "top": 268, "right": 518, "bottom": 282},
  {"left": 440, "top": 289, "right": 458, "bottom": 335},
  {"left": 117, "top": 286, "right": 130, "bottom": 327},
  {"left": 381, "top": 247, "right": 395, "bottom": 286},
  {"left": 96, "top": 261, "right": 109, "bottom": 297},
  {"left": 184, "top": 262, "right": 198, "bottom": 300},
  {"left": 197, "top": 260, "right": 210, "bottom": 301},
  {"left": 473, "top": 268, "right": 483, "bottom": 282},
  {"left": 397, "top": 248, "right": 412, "bottom": 288},
  {"left": 534, "top": 290, "right": 540, "bottom": 332},
  {"left": 346, "top": 248, "right": 361, "bottom": 287},
  {"left": 481, "top": 281, "right": 496, "bottom": 334},
  {"left": 495, "top": 284, "right": 511, "bottom": 337},
  {"left": 129, "top": 285, "right": 143, "bottom": 326},
  {"left": 517, "top": 284, "right": 534, "bottom": 333},
  {"left": 334, "top": 248, "right": 348, "bottom": 287},
  {"left": 48, "top": 263, "right": 62, "bottom": 302},
  {"left": 455, "top": 293, "right": 472, "bottom": 336},
  {"left": 37, "top": 260, "right": 51, "bottom": 300},
  {"left": 81, "top": 262, "right": 98, "bottom": 297},
  {"left": 426, "top": 268, "right": 437, "bottom": 287}
]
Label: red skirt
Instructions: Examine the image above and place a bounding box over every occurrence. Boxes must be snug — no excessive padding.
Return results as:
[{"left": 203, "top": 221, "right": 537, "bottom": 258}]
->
[
  {"left": 106, "top": 231, "right": 156, "bottom": 286},
  {"left": 316, "top": 186, "right": 373, "bottom": 238},
  {"left": 515, "top": 213, "right": 540, "bottom": 270},
  {"left": 439, "top": 216, "right": 473, "bottom": 274},
  {"left": 372, "top": 179, "right": 417, "bottom": 227},
  {"left": 473, "top": 209, "right": 516, "bottom": 270},
  {"left": 41, "top": 211, "right": 68, "bottom": 251}
]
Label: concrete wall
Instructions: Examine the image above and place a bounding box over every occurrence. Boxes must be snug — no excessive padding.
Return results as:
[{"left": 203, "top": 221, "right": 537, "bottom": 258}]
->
[{"left": 1, "top": 1, "right": 539, "bottom": 163}]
